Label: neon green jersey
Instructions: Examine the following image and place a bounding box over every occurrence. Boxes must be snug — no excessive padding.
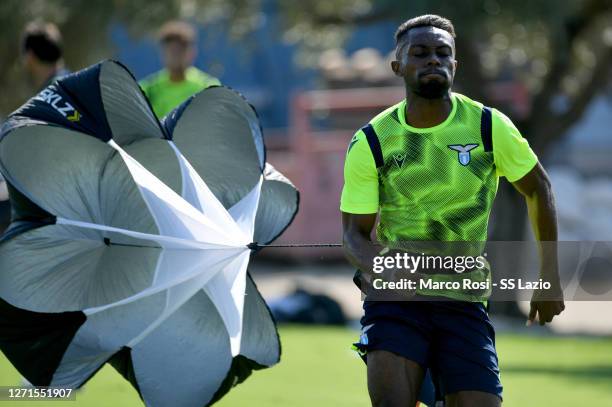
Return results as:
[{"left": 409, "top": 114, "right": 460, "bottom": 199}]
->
[
  {"left": 341, "top": 93, "right": 537, "bottom": 301},
  {"left": 139, "top": 67, "right": 221, "bottom": 118},
  {"left": 341, "top": 92, "right": 537, "bottom": 243}
]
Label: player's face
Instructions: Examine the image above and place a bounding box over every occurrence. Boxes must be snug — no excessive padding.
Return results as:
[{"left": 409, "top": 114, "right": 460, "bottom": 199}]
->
[
  {"left": 392, "top": 26, "right": 457, "bottom": 99},
  {"left": 161, "top": 39, "right": 195, "bottom": 72}
]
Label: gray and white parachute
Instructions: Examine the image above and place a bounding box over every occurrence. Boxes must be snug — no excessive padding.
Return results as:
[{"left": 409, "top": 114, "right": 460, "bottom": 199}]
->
[{"left": 0, "top": 60, "right": 298, "bottom": 406}]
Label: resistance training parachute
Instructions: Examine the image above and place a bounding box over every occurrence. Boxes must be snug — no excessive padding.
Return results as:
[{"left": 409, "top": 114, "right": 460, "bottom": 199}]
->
[{"left": 0, "top": 60, "right": 298, "bottom": 406}]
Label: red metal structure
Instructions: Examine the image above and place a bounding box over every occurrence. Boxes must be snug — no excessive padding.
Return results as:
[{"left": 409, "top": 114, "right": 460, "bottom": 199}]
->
[{"left": 266, "top": 87, "right": 405, "bottom": 259}]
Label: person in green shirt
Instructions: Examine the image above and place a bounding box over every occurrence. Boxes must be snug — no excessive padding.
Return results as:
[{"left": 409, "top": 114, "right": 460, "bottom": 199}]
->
[
  {"left": 140, "top": 20, "right": 221, "bottom": 118},
  {"left": 342, "top": 14, "right": 565, "bottom": 407}
]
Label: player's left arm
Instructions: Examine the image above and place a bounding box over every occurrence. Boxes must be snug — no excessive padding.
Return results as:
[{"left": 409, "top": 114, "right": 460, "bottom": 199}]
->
[
  {"left": 511, "top": 163, "right": 565, "bottom": 326},
  {"left": 492, "top": 108, "right": 565, "bottom": 325}
]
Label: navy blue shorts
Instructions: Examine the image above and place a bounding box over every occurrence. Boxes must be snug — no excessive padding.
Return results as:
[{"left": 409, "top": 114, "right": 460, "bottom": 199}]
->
[{"left": 354, "top": 300, "right": 502, "bottom": 401}]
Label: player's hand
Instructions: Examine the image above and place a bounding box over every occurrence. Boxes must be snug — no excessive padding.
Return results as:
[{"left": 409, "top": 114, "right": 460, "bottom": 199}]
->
[{"left": 527, "top": 290, "right": 565, "bottom": 326}]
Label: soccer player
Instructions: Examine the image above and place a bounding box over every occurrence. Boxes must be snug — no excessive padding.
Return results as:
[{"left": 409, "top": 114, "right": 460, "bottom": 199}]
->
[
  {"left": 341, "top": 15, "right": 565, "bottom": 407},
  {"left": 21, "top": 21, "right": 70, "bottom": 91},
  {"left": 140, "top": 20, "right": 221, "bottom": 118}
]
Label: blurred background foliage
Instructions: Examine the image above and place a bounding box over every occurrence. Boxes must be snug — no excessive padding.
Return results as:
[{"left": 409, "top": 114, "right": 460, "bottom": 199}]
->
[
  {"left": 1, "top": 0, "right": 610, "bottom": 150},
  {"left": 0, "top": 0, "right": 610, "bottom": 246}
]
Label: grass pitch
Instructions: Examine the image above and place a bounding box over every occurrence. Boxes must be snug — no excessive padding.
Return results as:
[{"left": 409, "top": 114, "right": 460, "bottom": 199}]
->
[{"left": 1, "top": 325, "right": 611, "bottom": 406}]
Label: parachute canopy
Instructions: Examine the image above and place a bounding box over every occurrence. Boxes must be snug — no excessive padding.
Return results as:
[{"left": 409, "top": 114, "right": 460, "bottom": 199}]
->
[{"left": 0, "top": 60, "right": 298, "bottom": 406}]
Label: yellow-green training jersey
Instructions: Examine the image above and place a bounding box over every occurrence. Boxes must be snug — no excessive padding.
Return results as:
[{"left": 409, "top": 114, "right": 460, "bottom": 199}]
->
[
  {"left": 340, "top": 92, "right": 538, "bottom": 301},
  {"left": 140, "top": 66, "right": 221, "bottom": 118}
]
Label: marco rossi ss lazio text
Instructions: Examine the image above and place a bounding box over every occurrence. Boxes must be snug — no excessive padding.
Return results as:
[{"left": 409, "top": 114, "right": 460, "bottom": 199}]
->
[{"left": 370, "top": 253, "right": 552, "bottom": 291}]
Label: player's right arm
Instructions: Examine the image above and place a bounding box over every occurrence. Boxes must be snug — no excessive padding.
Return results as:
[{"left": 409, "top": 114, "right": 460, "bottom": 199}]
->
[
  {"left": 340, "top": 130, "right": 382, "bottom": 273},
  {"left": 342, "top": 212, "right": 380, "bottom": 274}
]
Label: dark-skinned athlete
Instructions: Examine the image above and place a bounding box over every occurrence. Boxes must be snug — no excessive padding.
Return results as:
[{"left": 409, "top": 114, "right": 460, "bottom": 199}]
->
[{"left": 341, "top": 15, "right": 564, "bottom": 407}]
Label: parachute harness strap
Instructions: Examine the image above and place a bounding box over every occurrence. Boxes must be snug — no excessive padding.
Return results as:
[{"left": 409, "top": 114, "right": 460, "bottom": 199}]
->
[
  {"left": 102, "top": 240, "right": 342, "bottom": 250},
  {"left": 247, "top": 242, "right": 342, "bottom": 250}
]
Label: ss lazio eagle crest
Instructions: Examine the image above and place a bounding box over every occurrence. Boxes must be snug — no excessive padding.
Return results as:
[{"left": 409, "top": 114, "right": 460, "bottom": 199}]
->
[{"left": 447, "top": 144, "right": 479, "bottom": 166}]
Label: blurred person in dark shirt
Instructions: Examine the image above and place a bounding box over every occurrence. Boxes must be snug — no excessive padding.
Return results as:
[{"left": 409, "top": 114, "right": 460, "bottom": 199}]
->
[
  {"left": 0, "top": 22, "right": 71, "bottom": 234},
  {"left": 21, "top": 21, "right": 70, "bottom": 91}
]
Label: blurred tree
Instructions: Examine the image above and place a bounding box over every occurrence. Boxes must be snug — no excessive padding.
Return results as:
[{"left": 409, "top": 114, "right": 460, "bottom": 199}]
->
[
  {"left": 277, "top": 0, "right": 612, "bottom": 241},
  {"left": 4, "top": 0, "right": 609, "bottom": 156},
  {"left": 1, "top": 1, "right": 610, "bottom": 313},
  {"left": 0, "top": 0, "right": 167, "bottom": 114},
  {"left": 0, "top": 0, "right": 612, "bottom": 318},
  {"left": 0, "top": 0, "right": 262, "bottom": 115},
  {"left": 277, "top": 0, "right": 612, "bottom": 315}
]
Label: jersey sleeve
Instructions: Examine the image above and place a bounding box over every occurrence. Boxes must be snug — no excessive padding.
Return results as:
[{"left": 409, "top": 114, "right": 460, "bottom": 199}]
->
[
  {"left": 204, "top": 75, "right": 221, "bottom": 88},
  {"left": 192, "top": 69, "right": 221, "bottom": 88},
  {"left": 340, "top": 130, "right": 379, "bottom": 214},
  {"left": 492, "top": 108, "right": 538, "bottom": 182}
]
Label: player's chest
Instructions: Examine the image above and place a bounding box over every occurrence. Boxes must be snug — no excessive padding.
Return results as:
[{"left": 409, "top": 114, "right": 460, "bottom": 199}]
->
[{"left": 377, "top": 127, "right": 494, "bottom": 184}]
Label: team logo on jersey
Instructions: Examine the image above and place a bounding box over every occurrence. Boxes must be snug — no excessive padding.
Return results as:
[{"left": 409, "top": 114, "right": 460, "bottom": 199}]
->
[
  {"left": 448, "top": 144, "right": 479, "bottom": 166},
  {"left": 34, "top": 87, "right": 81, "bottom": 122},
  {"left": 393, "top": 153, "right": 406, "bottom": 169}
]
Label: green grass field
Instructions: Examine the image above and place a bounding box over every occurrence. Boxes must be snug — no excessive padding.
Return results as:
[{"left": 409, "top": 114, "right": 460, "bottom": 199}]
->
[{"left": 1, "top": 325, "right": 611, "bottom": 406}]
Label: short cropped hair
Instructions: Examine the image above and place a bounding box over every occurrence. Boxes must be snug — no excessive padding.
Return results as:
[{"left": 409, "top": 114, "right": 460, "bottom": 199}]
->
[
  {"left": 22, "top": 21, "right": 63, "bottom": 63},
  {"left": 395, "top": 14, "right": 456, "bottom": 44},
  {"left": 158, "top": 20, "right": 197, "bottom": 44}
]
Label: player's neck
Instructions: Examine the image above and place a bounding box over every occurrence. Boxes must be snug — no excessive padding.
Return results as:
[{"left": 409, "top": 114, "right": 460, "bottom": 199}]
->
[
  {"left": 33, "top": 62, "right": 62, "bottom": 90},
  {"left": 168, "top": 69, "right": 186, "bottom": 82},
  {"left": 403, "top": 91, "right": 453, "bottom": 128}
]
